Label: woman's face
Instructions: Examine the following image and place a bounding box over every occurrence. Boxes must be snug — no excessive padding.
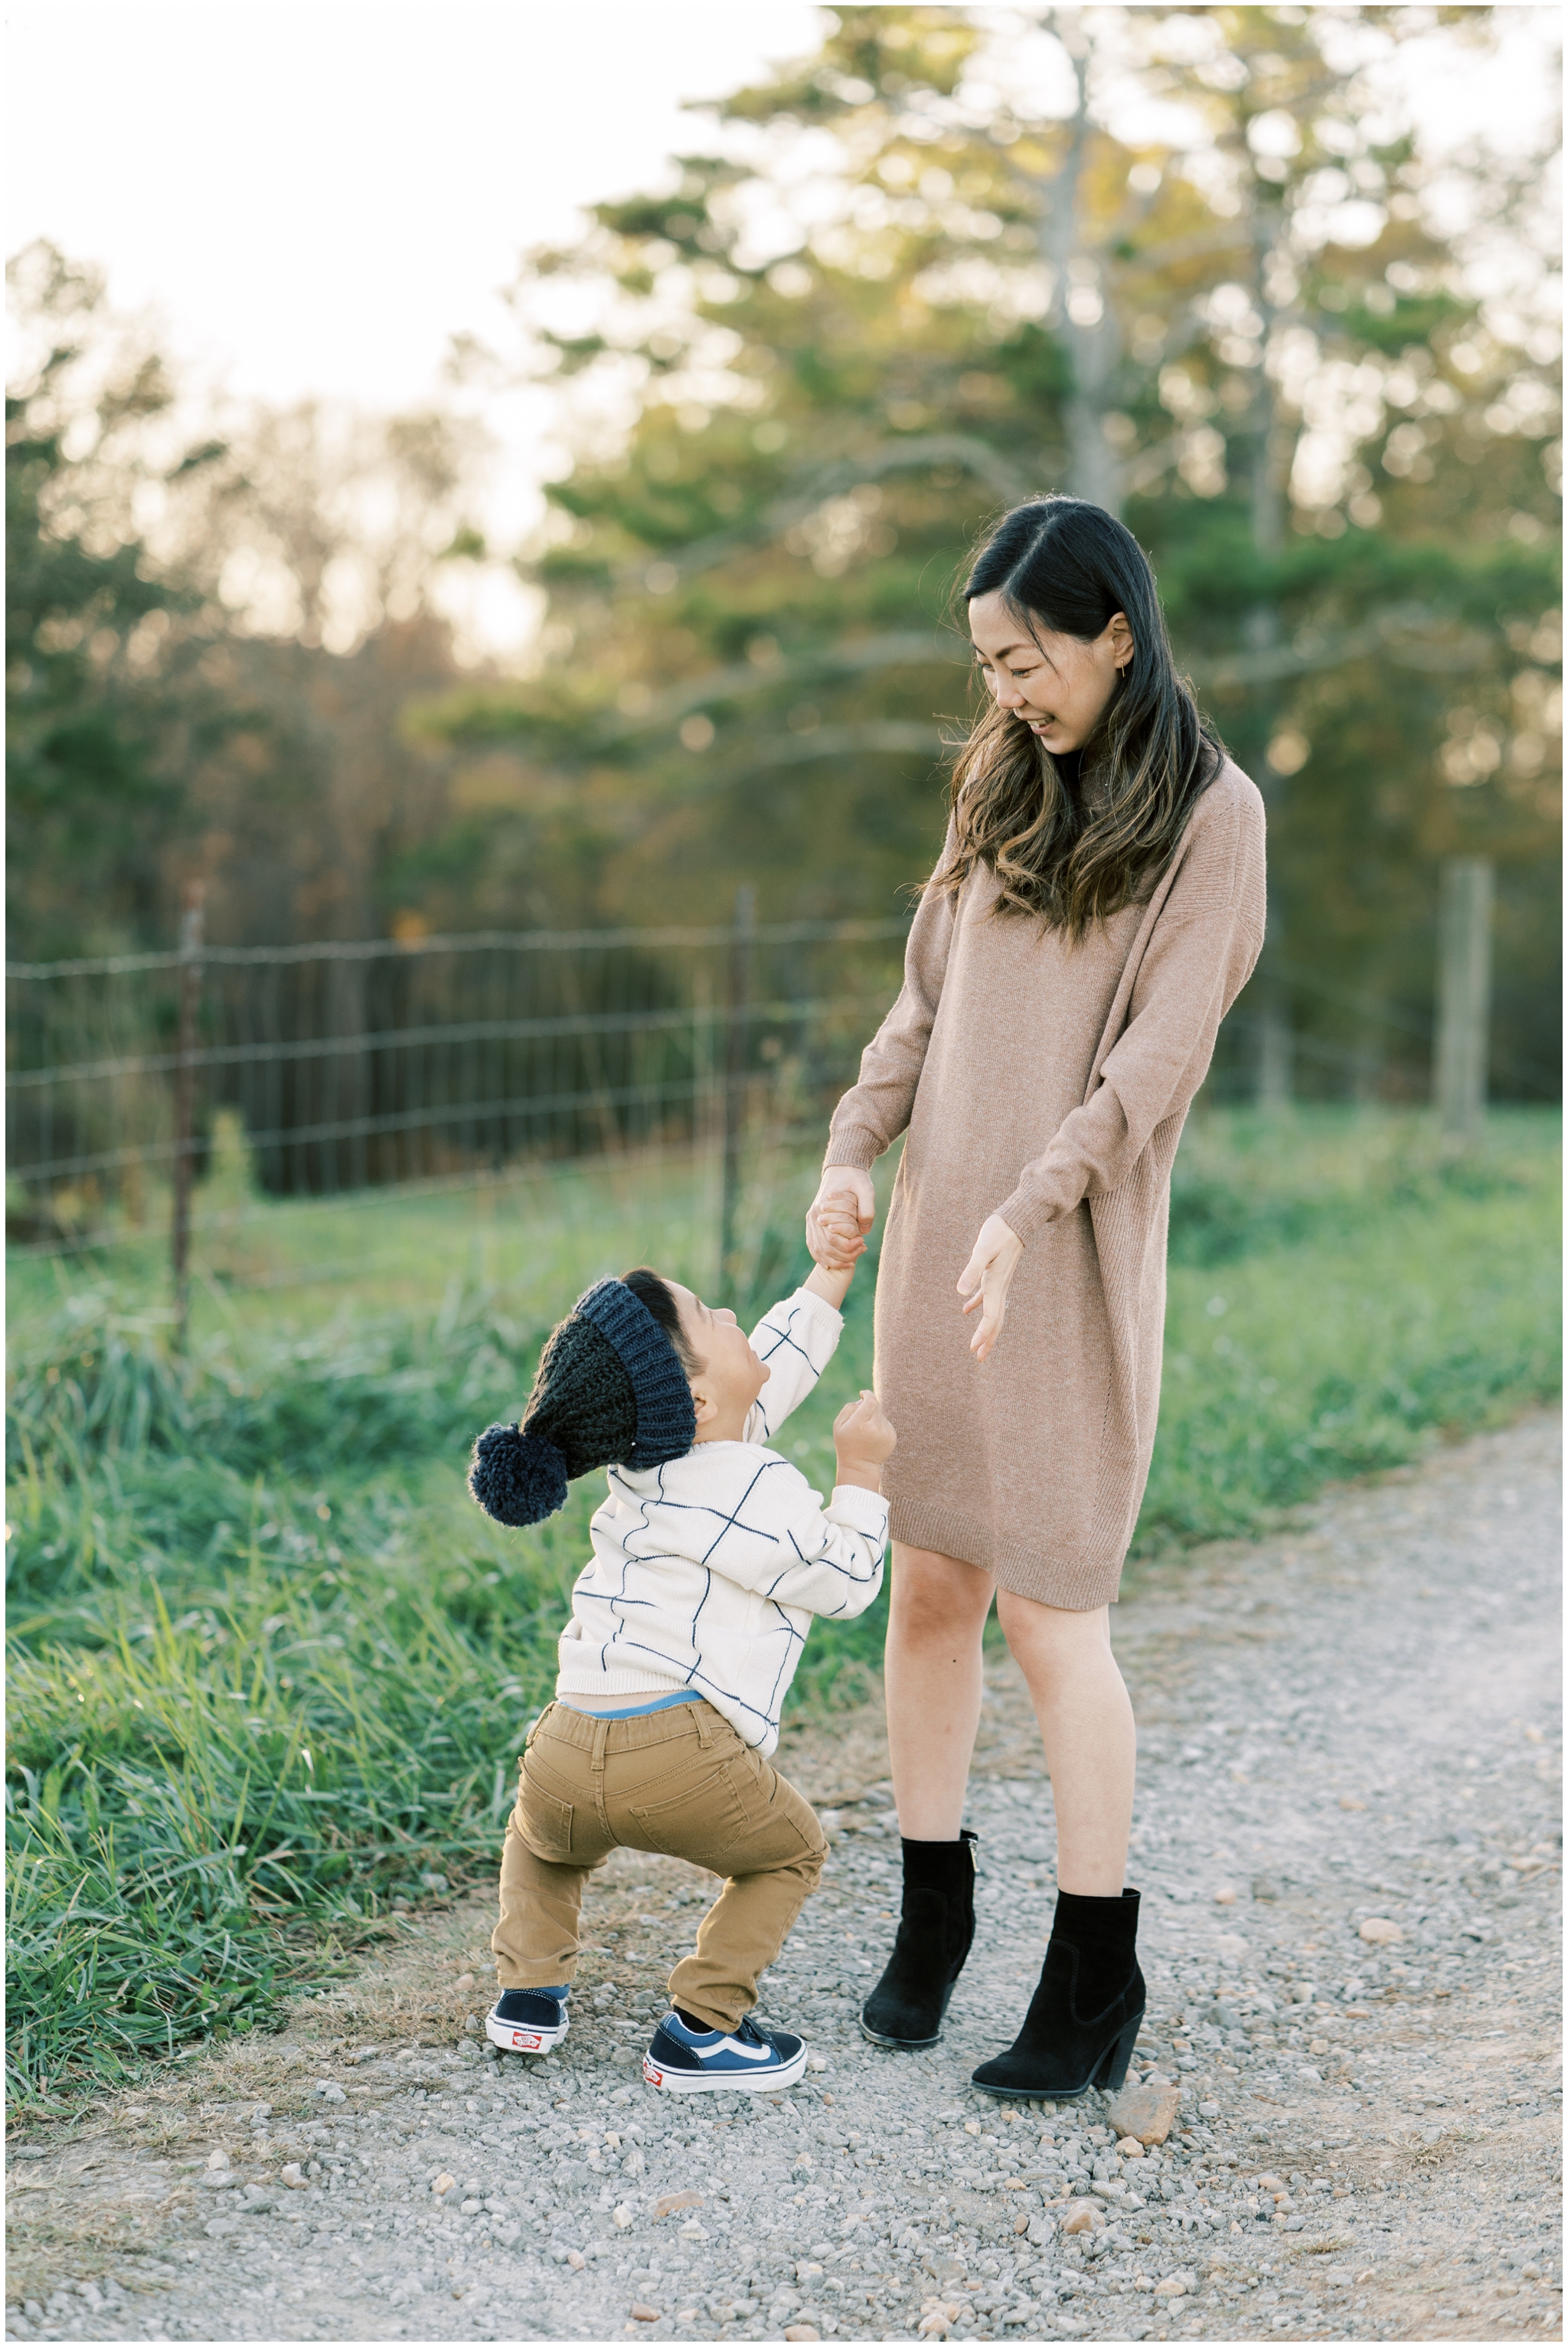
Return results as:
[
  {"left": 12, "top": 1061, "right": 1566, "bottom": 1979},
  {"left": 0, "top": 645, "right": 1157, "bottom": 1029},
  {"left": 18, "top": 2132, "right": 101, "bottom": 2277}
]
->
[{"left": 969, "top": 590, "right": 1132, "bottom": 753}]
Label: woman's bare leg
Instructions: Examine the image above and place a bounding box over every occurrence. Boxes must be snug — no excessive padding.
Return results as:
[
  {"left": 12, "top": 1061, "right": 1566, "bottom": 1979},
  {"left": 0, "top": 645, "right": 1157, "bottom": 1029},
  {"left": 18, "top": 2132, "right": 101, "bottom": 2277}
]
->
[
  {"left": 995, "top": 1590, "right": 1135, "bottom": 1894},
  {"left": 884, "top": 1542, "right": 996, "bottom": 1839}
]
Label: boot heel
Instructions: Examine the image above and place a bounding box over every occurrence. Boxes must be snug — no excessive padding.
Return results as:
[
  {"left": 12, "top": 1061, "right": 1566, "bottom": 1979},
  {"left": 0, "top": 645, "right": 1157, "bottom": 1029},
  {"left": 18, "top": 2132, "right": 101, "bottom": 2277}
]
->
[
  {"left": 970, "top": 1891, "right": 1145, "bottom": 2103},
  {"left": 1093, "top": 2012, "right": 1143, "bottom": 2094}
]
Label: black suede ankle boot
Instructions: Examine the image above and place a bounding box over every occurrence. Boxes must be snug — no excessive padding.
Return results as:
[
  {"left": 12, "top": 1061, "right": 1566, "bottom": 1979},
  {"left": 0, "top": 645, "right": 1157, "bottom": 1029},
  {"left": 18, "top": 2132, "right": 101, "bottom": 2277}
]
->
[
  {"left": 971, "top": 1887, "right": 1145, "bottom": 2100},
  {"left": 859, "top": 1831, "right": 978, "bottom": 2050}
]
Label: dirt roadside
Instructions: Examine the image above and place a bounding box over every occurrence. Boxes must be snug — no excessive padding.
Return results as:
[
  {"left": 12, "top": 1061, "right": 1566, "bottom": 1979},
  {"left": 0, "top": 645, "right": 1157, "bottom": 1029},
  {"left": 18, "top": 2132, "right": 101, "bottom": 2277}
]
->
[{"left": 5, "top": 1412, "right": 1561, "bottom": 2344}]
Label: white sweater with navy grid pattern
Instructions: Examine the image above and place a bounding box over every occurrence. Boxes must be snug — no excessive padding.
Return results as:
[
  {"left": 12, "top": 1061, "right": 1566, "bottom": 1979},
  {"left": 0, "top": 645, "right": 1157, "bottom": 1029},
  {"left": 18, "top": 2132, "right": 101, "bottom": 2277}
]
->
[{"left": 554, "top": 1286, "right": 887, "bottom": 1755}]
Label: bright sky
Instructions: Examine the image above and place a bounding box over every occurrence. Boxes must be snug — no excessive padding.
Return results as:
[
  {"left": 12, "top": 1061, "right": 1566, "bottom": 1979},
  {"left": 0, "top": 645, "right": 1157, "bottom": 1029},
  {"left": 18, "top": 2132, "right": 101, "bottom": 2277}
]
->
[
  {"left": 6, "top": 1, "right": 826, "bottom": 408},
  {"left": 6, "top": 2, "right": 1557, "bottom": 654},
  {"left": 6, "top": 1, "right": 828, "bottom": 646}
]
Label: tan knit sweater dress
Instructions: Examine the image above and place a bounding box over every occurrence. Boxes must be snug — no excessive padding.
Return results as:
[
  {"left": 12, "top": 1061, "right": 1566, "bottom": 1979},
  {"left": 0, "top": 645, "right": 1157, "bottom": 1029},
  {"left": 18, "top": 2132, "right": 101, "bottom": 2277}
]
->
[{"left": 825, "top": 758, "right": 1267, "bottom": 1607}]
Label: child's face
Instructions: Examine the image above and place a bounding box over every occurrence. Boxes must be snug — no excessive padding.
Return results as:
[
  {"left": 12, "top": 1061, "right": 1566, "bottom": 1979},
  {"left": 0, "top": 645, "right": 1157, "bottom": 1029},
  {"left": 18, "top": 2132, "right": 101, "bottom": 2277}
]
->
[{"left": 665, "top": 1280, "right": 769, "bottom": 1435}]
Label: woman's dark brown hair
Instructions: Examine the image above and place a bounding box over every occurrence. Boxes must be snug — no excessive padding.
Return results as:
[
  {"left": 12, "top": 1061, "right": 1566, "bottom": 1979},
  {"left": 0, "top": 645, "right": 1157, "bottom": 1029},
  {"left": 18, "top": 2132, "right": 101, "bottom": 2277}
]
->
[{"left": 940, "top": 496, "right": 1222, "bottom": 937}]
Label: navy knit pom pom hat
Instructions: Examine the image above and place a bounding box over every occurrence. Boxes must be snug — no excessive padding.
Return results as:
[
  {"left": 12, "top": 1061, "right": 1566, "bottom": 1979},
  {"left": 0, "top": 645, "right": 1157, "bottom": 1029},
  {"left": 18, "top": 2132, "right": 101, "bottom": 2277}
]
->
[{"left": 469, "top": 1276, "right": 697, "bottom": 1527}]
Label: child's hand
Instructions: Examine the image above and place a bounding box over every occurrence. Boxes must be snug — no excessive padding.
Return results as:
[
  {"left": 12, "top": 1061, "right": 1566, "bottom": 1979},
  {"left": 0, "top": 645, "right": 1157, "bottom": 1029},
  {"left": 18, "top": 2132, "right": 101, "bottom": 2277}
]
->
[
  {"left": 812, "top": 1214, "right": 865, "bottom": 1270},
  {"left": 804, "top": 1201, "right": 866, "bottom": 1311},
  {"left": 808, "top": 1178, "right": 871, "bottom": 1270},
  {"left": 832, "top": 1388, "right": 896, "bottom": 1489}
]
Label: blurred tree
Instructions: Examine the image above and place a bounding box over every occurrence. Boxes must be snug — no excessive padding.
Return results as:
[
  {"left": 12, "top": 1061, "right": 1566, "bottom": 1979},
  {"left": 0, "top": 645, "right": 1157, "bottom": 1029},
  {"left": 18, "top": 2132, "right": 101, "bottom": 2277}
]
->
[
  {"left": 6, "top": 246, "right": 478, "bottom": 962},
  {"left": 162, "top": 400, "right": 485, "bottom": 946},
  {"left": 1125, "top": 3, "right": 1561, "bottom": 1098},
  {"left": 5, "top": 243, "right": 223, "bottom": 959},
  {"left": 8, "top": 11, "right": 1558, "bottom": 1107},
  {"left": 419, "top": 2, "right": 1559, "bottom": 1098},
  {"left": 417, "top": 6, "right": 1147, "bottom": 923},
  {"left": 167, "top": 397, "right": 488, "bottom": 653}
]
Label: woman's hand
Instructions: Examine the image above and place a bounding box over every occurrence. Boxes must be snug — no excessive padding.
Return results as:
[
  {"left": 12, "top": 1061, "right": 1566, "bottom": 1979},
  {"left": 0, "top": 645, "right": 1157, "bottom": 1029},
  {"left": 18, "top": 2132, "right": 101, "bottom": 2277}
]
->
[
  {"left": 957, "top": 1214, "right": 1024, "bottom": 1362},
  {"left": 807, "top": 1166, "right": 875, "bottom": 1270}
]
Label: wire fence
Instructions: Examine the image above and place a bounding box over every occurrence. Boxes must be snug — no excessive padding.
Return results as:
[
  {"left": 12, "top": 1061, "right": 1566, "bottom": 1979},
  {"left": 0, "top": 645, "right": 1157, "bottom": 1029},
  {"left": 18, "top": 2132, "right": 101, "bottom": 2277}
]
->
[
  {"left": 8, "top": 889, "right": 1554, "bottom": 1304},
  {"left": 5, "top": 903, "right": 911, "bottom": 1296}
]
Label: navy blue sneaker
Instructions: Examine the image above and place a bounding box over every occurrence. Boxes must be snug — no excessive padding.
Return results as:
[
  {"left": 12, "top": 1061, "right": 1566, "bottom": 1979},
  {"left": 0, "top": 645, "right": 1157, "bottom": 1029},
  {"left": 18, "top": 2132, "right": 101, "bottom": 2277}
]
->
[
  {"left": 642, "top": 2010, "right": 808, "bottom": 2093},
  {"left": 485, "top": 1985, "right": 570, "bottom": 2054}
]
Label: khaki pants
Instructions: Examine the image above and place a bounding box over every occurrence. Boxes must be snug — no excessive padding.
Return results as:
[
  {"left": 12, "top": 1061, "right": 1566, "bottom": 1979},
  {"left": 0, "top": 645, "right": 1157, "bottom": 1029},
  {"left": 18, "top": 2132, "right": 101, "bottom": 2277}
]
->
[{"left": 492, "top": 1698, "right": 827, "bottom": 2035}]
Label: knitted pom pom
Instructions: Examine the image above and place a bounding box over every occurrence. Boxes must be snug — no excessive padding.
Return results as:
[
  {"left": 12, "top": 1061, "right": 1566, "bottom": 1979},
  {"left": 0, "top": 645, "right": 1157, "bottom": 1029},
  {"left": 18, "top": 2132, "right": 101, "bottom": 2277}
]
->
[{"left": 468, "top": 1423, "right": 570, "bottom": 1526}]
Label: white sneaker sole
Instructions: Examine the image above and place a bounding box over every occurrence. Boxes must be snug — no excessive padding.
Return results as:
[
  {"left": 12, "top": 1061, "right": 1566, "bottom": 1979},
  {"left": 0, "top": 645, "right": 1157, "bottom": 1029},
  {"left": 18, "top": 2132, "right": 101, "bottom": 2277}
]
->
[
  {"left": 642, "top": 2038, "right": 808, "bottom": 2094},
  {"left": 485, "top": 2006, "right": 569, "bottom": 2055}
]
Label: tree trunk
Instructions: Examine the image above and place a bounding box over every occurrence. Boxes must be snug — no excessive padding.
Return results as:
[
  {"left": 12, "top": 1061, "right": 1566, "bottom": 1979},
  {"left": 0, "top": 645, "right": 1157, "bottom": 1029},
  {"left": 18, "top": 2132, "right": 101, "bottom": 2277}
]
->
[
  {"left": 1240, "top": 179, "right": 1292, "bottom": 1103},
  {"left": 1034, "top": 15, "right": 1121, "bottom": 514}
]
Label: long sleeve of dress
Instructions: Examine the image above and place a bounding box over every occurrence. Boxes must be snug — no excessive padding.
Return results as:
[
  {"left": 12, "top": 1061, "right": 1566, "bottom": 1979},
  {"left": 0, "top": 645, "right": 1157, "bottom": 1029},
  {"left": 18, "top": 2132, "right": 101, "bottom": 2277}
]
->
[
  {"left": 825, "top": 825, "right": 957, "bottom": 1171},
  {"left": 994, "top": 786, "right": 1266, "bottom": 1246}
]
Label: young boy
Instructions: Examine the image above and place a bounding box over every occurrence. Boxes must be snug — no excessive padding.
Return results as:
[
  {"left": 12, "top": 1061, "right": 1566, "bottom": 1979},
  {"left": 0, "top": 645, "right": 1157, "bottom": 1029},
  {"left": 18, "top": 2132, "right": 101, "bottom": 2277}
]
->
[{"left": 467, "top": 1241, "right": 892, "bottom": 2093}]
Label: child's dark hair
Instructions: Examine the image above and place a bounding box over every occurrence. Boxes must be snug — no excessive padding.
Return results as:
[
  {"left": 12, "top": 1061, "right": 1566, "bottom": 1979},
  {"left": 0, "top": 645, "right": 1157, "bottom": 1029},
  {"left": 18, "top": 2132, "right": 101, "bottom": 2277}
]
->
[{"left": 622, "top": 1265, "right": 701, "bottom": 1373}]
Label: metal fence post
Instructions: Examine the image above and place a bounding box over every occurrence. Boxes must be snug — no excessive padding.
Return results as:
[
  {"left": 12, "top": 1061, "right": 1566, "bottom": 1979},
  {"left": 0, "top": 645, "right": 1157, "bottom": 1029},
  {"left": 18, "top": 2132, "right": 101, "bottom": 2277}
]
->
[
  {"left": 1435, "top": 856, "right": 1493, "bottom": 1145},
  {"left": 170, "top": 882, "right": 206, "bottom": 1343},
  {"left": 719, "top": 884, "right": 756, "bottom": 1301}
]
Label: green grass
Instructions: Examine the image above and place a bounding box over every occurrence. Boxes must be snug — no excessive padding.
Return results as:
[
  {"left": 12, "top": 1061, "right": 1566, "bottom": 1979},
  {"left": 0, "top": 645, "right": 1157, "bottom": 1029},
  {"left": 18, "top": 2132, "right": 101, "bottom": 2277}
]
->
[
  {"left": 1148, "top": 1108, "right": 1561, "bottom": 1541},
  {"left": 6, "top": 1109, "right": 1559, "bottom": 2104}
]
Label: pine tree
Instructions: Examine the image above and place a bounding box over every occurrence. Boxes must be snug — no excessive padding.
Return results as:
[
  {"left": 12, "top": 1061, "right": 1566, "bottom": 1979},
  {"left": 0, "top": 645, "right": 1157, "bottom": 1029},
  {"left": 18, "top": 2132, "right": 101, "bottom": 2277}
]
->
[{"left": 416, "top": 5, "right": 1560, "bottom": 1097}]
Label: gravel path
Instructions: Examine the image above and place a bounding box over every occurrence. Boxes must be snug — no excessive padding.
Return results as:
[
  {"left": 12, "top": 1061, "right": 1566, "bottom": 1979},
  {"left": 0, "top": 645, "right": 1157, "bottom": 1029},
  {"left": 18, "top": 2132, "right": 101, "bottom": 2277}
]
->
[{"left": 8, "top": 1413, "right": 1560, "bottom": 2345}]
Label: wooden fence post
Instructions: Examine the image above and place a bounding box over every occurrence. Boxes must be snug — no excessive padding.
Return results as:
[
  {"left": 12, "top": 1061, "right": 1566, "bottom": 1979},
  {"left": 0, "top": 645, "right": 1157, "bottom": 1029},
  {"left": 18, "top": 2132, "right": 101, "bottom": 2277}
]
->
[
  {"left": 170, "top": 882, "right": 206, "bottom": 1344},
  {"left": 719, "top": 884, "right": 756, "bottom": 1302},
  {"left": 1255, "top": 990, "right": 1294, "bottom": 1112},
  {"left": 1435, "top": 856, "right": 1493, "bottom": 1144}
]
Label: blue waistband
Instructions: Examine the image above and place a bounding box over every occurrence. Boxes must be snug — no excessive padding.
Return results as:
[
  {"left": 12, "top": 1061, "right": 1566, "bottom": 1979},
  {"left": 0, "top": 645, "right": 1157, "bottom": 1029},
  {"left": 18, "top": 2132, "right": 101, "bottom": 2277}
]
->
[{"left": 557, "top": 1691, "right": 700, "bottom": 1721}]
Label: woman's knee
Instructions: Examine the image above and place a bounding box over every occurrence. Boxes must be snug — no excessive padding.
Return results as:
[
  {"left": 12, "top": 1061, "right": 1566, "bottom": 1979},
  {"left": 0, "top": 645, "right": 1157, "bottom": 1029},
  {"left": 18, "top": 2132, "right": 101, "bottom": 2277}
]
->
[
  {"left": 888, "top": 1544, "right": 995, "bottom": 1643},
  {"left": 996, "top": 1590, "right": 1110, "bottom": 1680}
]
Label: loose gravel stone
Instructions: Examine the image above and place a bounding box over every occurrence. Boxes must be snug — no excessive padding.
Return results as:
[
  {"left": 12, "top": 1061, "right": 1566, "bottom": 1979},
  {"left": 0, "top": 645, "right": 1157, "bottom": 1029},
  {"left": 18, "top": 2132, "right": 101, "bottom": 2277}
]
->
[
  {"left": 5, "top": 1416, "right": 1560, "bottom": 2342},
  {"left": 1104, "top": 2081, "right": 1181, "bottom": 2145}
]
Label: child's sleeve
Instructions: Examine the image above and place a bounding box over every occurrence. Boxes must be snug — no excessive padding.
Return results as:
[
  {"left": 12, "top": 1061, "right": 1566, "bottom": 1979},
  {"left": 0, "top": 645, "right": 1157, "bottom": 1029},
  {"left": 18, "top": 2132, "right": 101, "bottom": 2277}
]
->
[
  {"left": 743, "top": 1286, "right": 844, "bottom": 1446},
  {"left": 758, "top": 1480, "right": 887, "bottom": 1620},
  {"left": 707, "top": 1460, "right": 887, "bottom": 1620}
]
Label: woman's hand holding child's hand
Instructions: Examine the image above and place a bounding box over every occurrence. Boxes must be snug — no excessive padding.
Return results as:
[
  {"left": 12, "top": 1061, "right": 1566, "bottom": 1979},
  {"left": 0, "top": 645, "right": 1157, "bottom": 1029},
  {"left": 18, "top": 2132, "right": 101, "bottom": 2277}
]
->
[
  {"left": 832, "top": 1389, "right": 896, "bottom": 1491},
  {"left": 802, "top": 1192, "right": 871, "bottom": 1311},
  {"left": 807, "top": 1168, "right": 874, "bottom": 1270}
]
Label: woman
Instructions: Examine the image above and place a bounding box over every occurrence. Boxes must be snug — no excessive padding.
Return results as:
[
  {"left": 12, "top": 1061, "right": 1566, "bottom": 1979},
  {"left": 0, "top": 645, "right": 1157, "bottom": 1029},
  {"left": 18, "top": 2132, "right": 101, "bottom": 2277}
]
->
[{"left": 807, "top": 496, "right": 1266, "bottom": 2100}]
